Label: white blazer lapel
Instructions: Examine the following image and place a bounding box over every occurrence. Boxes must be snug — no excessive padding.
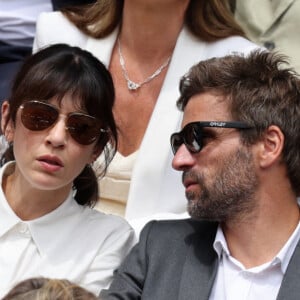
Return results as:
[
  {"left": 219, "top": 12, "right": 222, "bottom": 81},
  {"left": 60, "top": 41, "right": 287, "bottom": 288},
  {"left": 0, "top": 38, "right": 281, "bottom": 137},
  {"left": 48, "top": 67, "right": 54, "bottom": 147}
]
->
[
  {"left": 86, "top": 28, "right": 119, "bottom": 67},
  {"left": 126, "top": 27, "right": 208, "bottom": 219}
]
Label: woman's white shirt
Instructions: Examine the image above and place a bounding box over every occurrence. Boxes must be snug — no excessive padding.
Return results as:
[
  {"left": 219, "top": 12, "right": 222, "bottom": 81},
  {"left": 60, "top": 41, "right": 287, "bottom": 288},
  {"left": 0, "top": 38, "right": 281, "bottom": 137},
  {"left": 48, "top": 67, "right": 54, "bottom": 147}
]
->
[{"left": 0, "top": 162, "right": 136, "bottom": 297}]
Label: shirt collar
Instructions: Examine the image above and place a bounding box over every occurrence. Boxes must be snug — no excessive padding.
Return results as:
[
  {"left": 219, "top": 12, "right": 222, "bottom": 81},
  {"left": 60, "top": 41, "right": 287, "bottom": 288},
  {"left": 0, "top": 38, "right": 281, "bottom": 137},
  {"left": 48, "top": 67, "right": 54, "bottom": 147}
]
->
[
  {"left": 213, "top": 225, "right": 229, "bottom": 259},
  {"left": 0, "top": 162, "right": 20, "bottom": 236},
  {"left": 0, "top": 161, "right": 83, "bottom": 256},
  {"left": 213, "top": 220, "right": 300, "bottom": 274},
  {"left": 28, "top": 190, "right": 79, "bottom": 256}
]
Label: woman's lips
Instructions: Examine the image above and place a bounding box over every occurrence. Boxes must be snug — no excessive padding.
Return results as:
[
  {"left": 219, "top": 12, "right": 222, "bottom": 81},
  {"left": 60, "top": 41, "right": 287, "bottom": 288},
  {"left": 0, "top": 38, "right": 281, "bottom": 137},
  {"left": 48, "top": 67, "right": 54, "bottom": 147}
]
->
[{"left": 37, "top": 155, "right": 64, "bottom": 172}]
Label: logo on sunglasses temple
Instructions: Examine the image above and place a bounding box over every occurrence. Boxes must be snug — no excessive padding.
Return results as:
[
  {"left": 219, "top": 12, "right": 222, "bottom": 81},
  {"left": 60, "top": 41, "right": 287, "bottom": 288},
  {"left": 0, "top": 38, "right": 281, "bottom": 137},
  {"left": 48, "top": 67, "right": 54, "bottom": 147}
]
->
[{"left": 209, "top": 121, "right": 227, "bottom": 127}]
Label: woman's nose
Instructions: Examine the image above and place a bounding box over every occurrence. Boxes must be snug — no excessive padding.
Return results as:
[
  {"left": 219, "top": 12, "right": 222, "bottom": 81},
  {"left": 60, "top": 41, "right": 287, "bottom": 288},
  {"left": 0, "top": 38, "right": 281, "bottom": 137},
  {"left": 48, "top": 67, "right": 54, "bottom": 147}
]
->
[{"left": 45, "top": 115, "right": 68, "bottom": 147}]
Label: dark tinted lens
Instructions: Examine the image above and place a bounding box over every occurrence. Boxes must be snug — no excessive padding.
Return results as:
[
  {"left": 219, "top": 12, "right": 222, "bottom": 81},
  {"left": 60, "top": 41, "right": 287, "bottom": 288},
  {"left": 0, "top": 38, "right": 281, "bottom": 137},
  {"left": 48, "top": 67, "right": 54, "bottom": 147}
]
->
[
  {"left": 21, "top": 101, "right": 58, "bottom": 131},
  {"left": 67, "top": 113, "right": 102, "bottom": 145},
  {"left": 170, "top": 133, "right": 183, "bottom": 154},
  {"left": 183, "top": 123, "right": 202, "bottom": 153}
]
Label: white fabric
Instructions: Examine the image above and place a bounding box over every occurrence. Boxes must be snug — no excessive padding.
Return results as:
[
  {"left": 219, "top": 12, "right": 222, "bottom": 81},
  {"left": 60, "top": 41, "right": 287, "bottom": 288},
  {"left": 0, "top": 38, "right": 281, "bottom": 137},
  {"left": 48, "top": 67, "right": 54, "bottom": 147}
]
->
[
  {"left": 0, "top": 0, "right": 52, "bottom": 47},
  {"left": 209, "top": 222, "right": 300, "bottom": 300},
  {"left": 95, "top": 151, "right": 138, "bottom": 217},
  {"left": 33, "top": 12, "right": 260, "bottom": 235},
  {"left": 0, "top": 162, "right": 136, "bottom": 298},
  {"left": 0, "top": 136, "right": 8, "bottom": 158}
]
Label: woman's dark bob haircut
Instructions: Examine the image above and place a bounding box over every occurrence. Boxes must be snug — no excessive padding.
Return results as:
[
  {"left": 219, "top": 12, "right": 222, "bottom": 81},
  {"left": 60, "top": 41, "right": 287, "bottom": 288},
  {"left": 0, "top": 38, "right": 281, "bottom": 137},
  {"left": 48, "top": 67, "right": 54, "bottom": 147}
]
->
[{"left": 1, "top": 43, "right": 117, "bottom": 207}]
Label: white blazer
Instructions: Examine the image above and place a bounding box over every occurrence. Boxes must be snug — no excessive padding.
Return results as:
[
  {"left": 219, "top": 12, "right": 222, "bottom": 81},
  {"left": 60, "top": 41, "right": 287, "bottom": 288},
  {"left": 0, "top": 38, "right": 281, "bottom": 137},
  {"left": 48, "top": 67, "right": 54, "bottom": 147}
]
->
[{"left": 34, "top": 12, "right": 259, "bottom": 234}]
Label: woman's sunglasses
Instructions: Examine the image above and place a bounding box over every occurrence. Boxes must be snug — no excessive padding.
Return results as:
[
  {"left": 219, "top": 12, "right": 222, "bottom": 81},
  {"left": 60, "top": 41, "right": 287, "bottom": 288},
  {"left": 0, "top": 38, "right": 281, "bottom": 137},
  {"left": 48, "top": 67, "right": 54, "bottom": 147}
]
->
[
  {"left": 20, "top": 100, "right": 106, "bottom": 145},
  {"left": 170, "top": 121, "right": 253, "bottom": 155}
]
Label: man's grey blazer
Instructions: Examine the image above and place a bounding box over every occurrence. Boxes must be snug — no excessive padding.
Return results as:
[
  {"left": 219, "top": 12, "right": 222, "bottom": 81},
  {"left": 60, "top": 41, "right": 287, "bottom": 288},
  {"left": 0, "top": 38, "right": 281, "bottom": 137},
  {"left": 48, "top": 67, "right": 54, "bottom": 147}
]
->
[{"left": 101, "top": 219, "right": 300, "bottom": 300}]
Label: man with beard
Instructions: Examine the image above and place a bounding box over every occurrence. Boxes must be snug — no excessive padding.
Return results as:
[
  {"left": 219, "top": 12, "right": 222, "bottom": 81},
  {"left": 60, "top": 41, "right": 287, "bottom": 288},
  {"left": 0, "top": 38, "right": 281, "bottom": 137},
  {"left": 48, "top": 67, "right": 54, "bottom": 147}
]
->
[{"left": 100, "top": 50, "right": 300, "bottom": 300}]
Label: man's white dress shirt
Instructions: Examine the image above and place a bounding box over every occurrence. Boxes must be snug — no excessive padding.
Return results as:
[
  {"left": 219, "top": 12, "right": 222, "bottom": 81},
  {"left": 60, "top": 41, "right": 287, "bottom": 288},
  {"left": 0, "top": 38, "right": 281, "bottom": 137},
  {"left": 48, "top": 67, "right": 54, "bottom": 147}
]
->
[
  {"left": 0, "top": 162, "right": 136, "bottom": 297},
  {"left": 210, "top": 221, "right": 300, "bottom": 300}
]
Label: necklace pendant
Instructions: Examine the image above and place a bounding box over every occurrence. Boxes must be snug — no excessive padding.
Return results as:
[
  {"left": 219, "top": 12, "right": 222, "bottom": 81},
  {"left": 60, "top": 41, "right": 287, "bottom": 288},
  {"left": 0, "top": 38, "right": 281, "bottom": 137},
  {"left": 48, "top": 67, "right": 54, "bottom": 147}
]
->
[
  {"left": 127, "top": 80, "right": 140, "bottom": 91},
  {"left": 118, "top": 37, "right": 171, "bottom": 92}
]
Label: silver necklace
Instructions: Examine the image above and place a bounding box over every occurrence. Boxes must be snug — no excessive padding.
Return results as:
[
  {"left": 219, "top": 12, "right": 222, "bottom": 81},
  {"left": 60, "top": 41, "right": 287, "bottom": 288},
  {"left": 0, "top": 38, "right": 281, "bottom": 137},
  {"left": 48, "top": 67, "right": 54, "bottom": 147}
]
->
[{"left": 117, "top": 37, "right": 171, "bottom": 91}]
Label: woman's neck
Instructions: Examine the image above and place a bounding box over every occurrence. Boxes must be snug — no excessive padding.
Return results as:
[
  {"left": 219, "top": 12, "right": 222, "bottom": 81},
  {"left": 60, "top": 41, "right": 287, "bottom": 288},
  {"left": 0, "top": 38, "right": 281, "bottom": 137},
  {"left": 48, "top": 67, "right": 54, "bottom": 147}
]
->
[
  {"left": 120, "top": 0, "right": 189, "bottom": 60},
  {"left": 2, "top": 166, "right": 72, "bottom": 221}
]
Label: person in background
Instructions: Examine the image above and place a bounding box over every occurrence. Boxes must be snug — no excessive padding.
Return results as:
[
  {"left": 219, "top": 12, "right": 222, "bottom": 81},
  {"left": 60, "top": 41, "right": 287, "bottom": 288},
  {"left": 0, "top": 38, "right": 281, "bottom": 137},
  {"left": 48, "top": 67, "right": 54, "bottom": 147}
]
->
[
  {"left": 100, "top": 50, "right": 300, "bottom": 299},
  {"left": 2, "top": 277, "right": 98, "bottom": 300},
  {"left": 52, "top": 0, "right": 95, "bottom": 10},
  {"left": 233, "top": 0, "right": 300, "bottom": 74},
  {"left": 0, "top": 0, "right": 95, "bottom": 105},
  {"left": 34, "top": 0, "right": 259, "bottom": 235},
  {"left": 0, "top": 43, "right": 135, "bottom": 298}
]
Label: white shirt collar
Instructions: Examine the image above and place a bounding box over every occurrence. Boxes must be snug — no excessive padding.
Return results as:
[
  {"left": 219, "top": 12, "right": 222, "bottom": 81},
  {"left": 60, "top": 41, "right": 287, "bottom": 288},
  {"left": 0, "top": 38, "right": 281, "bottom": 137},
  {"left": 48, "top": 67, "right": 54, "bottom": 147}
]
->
[
  {"left": 0, "top": 161, "right": 85, "bottom": 257},
  {"left": 213, "top": 219, "right": 300, "bottom": 273}
]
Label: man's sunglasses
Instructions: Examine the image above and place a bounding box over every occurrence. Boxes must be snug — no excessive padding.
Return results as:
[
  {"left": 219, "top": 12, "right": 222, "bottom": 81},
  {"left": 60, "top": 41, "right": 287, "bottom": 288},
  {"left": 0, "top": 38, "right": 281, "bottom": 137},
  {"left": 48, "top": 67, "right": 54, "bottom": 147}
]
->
[
  {"left": 170, "top": 121, "right": 253, "bottom": 155},
  {"left": 20, "top": 100, "right": 106, "bottom": 145}
]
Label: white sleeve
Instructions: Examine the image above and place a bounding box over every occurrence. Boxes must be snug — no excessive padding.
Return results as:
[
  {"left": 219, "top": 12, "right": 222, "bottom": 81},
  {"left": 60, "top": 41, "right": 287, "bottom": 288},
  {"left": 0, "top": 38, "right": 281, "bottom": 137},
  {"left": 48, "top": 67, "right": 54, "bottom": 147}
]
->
[{"left": 80, "top": 224, "right": 137, "bottom": 295}]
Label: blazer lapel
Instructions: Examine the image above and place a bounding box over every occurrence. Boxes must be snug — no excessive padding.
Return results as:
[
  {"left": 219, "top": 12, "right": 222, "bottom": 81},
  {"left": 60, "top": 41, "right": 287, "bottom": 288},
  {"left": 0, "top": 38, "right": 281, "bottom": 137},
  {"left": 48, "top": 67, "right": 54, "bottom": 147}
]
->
[
  {"left": 276, "top": 240, "right": 300, "bottom": 300},
  {"left": 178, "top": 223, "right": 218, "bottom": 300},
  {"left": 265, "top": 0, "right": 294, "bottom": 33},
  {"left": 235, "top": 0, "right": 294, "bottom": 36},
  {"left": 85, "top": 28, "right": 119, "bottom": 67},
  {"left": 126, "top": 27, "right": 208, "bottom": 218},
  {"left": 272, "top": 0, "right": 294, "bottom": 21}
]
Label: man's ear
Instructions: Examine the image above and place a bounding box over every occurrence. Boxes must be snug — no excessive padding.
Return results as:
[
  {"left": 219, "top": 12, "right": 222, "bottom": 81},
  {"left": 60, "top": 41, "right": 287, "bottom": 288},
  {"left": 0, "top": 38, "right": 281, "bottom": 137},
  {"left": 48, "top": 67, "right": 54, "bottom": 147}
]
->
[
  {"left": 1, "top": 101, "right": 14, "bottom": 142},
  {"left": 258, "top": 125, "right": 284, "bottom": 169}
]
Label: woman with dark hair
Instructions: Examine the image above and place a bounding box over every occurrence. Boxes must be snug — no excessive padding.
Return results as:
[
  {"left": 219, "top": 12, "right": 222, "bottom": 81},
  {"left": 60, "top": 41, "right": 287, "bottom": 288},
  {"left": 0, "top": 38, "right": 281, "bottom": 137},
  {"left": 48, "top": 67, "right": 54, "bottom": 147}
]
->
[
  {"left": 0, "top": 43, "right": 136, "bottom": 298},
  {"left": 33, "top": 0, "right": 259, "bottom": 234}
]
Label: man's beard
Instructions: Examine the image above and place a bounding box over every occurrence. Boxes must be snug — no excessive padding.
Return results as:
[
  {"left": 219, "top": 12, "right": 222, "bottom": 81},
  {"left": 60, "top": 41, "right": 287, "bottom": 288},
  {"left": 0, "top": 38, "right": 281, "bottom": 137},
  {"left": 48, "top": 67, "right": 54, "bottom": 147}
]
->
[{"left": 185, "top": 147, "right": 259, "bottom": 222}]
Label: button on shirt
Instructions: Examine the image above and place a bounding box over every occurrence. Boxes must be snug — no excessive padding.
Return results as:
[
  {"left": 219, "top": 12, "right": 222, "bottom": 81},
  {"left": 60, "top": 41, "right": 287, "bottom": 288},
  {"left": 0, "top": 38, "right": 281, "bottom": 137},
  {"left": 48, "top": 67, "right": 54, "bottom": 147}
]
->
[
  {"left": 209, "top": 222, "right": 300, "bottom": 300},
  {"left": 0, "top": 162, "right": 136, "bottom": 298}
]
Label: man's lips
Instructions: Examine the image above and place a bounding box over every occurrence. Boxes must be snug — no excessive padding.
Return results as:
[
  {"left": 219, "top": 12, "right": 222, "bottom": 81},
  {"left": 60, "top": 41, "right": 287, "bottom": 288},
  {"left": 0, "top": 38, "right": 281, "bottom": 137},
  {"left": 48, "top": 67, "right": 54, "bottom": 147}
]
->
[{"left": 183, "top": 178, "right": 198, "bottom": 189}]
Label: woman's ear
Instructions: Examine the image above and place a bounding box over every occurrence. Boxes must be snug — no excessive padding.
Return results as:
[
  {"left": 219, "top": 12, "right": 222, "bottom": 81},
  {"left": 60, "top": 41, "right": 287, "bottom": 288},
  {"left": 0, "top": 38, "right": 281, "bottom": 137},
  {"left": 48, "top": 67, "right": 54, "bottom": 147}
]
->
[
  {"left": 88, "top": 146, "right": 103, "bottom": 164},
  {"left": 1, "top": 101, "right": 14, "bottom": 142},
  {"left": 258, "top": 125, "right": 284, "bottom": 169}
]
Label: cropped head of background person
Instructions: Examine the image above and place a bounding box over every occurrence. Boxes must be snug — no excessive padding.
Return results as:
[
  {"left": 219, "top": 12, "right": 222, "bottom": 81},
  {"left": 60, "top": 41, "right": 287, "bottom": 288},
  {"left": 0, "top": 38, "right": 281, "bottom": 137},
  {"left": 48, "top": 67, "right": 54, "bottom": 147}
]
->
[
  {"left": 2, "top": 277, "right": 98, "bottom": 300},
  {"left": 33, "top": 0, "right": 259, "bottom": 234},
  {"left": 61, "top": 0, "right": 245, "bottom": 41}
]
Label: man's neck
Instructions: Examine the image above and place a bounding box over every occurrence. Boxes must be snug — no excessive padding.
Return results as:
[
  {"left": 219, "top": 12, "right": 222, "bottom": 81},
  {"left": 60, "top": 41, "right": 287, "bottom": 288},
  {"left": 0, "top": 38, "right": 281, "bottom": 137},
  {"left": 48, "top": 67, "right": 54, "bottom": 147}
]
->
[{"left": 222, "top": 196, "right": 300, "bottom": 268}]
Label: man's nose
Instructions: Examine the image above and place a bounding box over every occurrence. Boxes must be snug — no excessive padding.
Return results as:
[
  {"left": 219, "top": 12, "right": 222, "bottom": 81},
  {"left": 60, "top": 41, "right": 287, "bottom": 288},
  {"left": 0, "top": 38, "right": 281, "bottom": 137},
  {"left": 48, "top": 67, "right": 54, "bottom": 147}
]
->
[{"left": 172, "top": 144, "right": 196, "bottom": 171}]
